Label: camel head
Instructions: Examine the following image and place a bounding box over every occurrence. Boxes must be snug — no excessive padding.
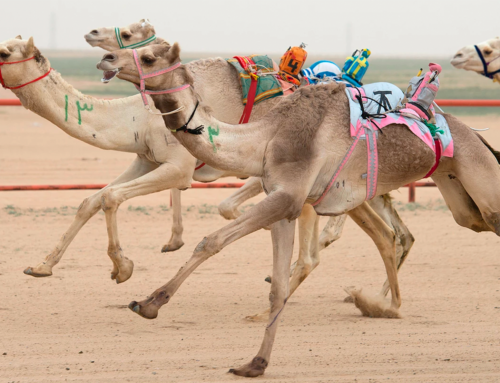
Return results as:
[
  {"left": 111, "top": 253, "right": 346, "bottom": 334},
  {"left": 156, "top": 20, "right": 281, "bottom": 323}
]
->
[
  {"left": 97, "top": 42, "right": 182, "bottom": 90},
  {"left": 85, "top": 19, "right": 167, "bottom": 52},
  {"left": 451, "top": 37, "right": 500, "bottom": 82},
  {"left": 0, "top": 36, "right": 50, "bottom": 88}
]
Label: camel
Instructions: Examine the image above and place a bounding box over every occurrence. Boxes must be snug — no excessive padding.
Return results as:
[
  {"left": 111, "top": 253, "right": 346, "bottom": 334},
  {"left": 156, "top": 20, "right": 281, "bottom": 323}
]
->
[
  {"left": 85, "top": 21, "right": 415, "bottom": 309},
  {"left": 1, "top": 34, "right": 413, "bottom": 303},
  {"left": 451, "top": 37, "right": 500, "bottom": 82},
  {"left": 97, "top": 42, "right": 500, "bottom": 377}
]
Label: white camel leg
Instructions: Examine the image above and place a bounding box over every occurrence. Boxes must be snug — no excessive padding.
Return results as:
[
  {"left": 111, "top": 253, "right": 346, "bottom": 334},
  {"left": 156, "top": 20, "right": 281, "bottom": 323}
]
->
[
  {"left": 346, "top": 203, "right": 401, "bottom": 318},
  {"left": 368, "top": 195, "right": 415, "bottom": 298},
  {"left": 318, "top": 214, "right": 348, "bottom": 251},
  {"left": 218, "top": 177, "right": 263, "bottom": 220},
  {"left": 230, "top": 218, "right": 295, "bottom": 377},
  {"left": 101, "top": 162, "right": 191, "bottom": 283},
  {"left": 23, "top": 156, "right": 156, "bottom": 278},
  {"left": 161, "top": 188, "right": 185, "bottom": 252}
]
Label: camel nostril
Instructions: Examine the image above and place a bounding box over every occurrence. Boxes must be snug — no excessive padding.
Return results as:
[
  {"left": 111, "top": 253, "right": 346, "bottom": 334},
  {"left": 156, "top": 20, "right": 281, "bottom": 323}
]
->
[
  {"left": 91, "top": 30, "right": 99, "bottom": 35},
  {"left": 454, "top": 53, "right": 463, "bottom": 59},
  {"left": 103, "top": 53, "right": 117, "bottom": 62}
]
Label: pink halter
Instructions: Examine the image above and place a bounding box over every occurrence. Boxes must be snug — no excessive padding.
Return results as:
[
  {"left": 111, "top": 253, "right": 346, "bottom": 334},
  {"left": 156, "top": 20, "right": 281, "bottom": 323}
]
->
[{"left": 132, "top": 49, "right": 190, "bottom": 115}]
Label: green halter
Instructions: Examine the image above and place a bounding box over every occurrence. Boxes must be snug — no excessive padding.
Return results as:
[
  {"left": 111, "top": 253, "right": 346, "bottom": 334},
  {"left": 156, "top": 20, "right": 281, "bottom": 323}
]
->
[{"left": 114, "top": 27, "right": 157, "bottom": 49}]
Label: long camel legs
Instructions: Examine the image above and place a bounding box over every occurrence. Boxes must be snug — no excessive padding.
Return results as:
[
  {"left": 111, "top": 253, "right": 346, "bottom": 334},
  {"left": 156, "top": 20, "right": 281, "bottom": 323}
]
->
[
  {"left": 161, "top": 188, "right": 185, "bottom": 252},
  {"left": 363, "top": 195, "right": 415, "bottom": 297},
  {"left": 347, "top": 203, "right": 401, "bottom": 310},
  {"left": 246, "top": 203, "right": 321, "bottom": 321},
  {"left": 24, "top": 156, "right": 157, "bottom": 278},
  {"left": 127, "top": 189, "right": 303, "bottom": 319},
  {"left": 230, "top": 218, "right": 296, "bottom": 377},
  {"left": 100, "top": 162, "right": 191, "bottom": 283},
  {"left": 218, "top": 177, "right": 263, "bottom": 220}
]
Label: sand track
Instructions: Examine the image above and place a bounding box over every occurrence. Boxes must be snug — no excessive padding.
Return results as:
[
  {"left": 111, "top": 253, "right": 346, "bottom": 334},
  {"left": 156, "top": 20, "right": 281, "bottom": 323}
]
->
[{"left": 0, "top": 107, "right": 499, "bottom": 382}]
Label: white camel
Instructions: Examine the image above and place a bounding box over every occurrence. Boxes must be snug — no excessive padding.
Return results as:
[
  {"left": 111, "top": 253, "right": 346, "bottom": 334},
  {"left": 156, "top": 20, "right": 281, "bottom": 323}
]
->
[
  {"left": 451, "top": 37, "right": 500, "bottom": 82},
  {"left": 98, "top": 42, "right": 500, "bottom": 377}
]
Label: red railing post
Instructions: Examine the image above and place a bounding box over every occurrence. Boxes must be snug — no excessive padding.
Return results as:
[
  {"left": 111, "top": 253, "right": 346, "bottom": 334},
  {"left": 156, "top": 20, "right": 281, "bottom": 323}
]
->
[{"left": 408, "top": 182, "right": 416, "bottom": 203}]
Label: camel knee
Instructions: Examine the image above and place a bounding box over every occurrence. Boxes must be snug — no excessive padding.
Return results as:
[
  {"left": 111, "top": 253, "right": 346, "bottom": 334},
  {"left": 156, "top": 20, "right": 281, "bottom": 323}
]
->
[
  {"left": 483, "top": 211, "right": 500, "bottom": 235},
  {"left": 218, "top": 199, "right": 240, "bottom": 220},
  {"left": 193, "top": 236, "right": 221, "bottom": 259},
  {"left": 101, "top": 188, "right": 122, "bottom": 212},
  {"left": 280, "top": 194, "right": 304, "bottom": 221},
  {"left": 451, "top": 211, "right": 490, "bottom": 233}
]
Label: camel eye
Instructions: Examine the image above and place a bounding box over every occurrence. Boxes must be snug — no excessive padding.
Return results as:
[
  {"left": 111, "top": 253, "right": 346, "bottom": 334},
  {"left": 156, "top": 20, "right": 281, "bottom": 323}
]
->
[
  {"left": 142, "top": 56, "right": 156, "bottom": 65},
  {"left": 0, "top": 52, "right": 10, "bottom": 59},
  {"left": 483, "top": 49, "right": 492, "bottom": 56},
  {"left": 121, "top": 33, "right": 132, "bottom": 40}
]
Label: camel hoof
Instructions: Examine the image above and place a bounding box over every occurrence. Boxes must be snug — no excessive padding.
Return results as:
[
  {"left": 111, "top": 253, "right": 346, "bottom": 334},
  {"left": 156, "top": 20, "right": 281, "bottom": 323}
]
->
[
  {"left": 264, "top": 276, "right": 272, "bottom": 284},
  {"left": 229, "top": 357, "right": 268, "bottom": 377},
  {"left": 343, "top": 295, "right": 354, "bottom": 303},
  {"left": 23, "top": 263, "right": 53, "bottom": 278},
  {"left": 161, "top": 241, "right": 184, "bottom": 253},
  {"left": 128, "top": 300, "right": 158, "bottom": 319},
  {"left": 115, "top": 258, "right": 134, "bottom": 284},
  {"left": 245, "top": 308, "right": 270, "bottom": 322}
]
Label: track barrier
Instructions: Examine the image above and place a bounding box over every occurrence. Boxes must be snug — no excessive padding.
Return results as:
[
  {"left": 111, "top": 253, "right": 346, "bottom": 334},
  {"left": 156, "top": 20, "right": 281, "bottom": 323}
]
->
[{"left": 1, "top": 98, "right": 497, "bottom": 201}]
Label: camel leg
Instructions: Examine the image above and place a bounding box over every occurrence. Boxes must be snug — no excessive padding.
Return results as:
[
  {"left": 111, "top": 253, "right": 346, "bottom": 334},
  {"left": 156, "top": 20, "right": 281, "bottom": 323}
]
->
[
  {"left": 347, "top": 203, "right": 401, "bottom": 314},
  {"left": 230, "top": 218, "right": 296, "bottom": 377},
  {"left": 101, "top": 163, "right": 191, "bottom": 283},
  {"left": 432, "top": 173, "right": 492, "bottom": 232},
  {"left": 318, "top": 214, "right": 348, "bottom": 251},
  {"left": 161, "top": 188, "right": 185, "bottom": 253},
  {"left": 366, "top": 195, "right": 415, "bottom": 298},
  {"left": 128, "top": 189, "right": 304, "bottom": 319},
  {"left": 218, "top": 177, "right": 263, "bottom": 220},
  {"left": 247, "top": 204, "right": 320, "bottom": 321},
  {"left": 23, "top": 156, "right": 156, "bottom": 278}
]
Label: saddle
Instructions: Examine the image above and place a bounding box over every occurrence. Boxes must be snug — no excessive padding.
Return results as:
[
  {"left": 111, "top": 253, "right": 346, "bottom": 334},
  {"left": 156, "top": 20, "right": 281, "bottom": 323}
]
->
[{"left": 226, "top": 55, "right": 283, "bottom": 106}]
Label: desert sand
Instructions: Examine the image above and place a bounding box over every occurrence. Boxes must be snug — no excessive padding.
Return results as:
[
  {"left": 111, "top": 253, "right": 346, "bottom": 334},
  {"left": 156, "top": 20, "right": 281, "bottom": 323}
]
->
[{"left": 1, "top": 101, "right": 500, "bottom": 382}]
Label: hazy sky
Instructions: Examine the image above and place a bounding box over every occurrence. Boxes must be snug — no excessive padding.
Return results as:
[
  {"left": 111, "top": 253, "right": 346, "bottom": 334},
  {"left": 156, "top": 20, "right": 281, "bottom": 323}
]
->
[{"left": 1, "top": 0, "right": 498, "bottom": 57}]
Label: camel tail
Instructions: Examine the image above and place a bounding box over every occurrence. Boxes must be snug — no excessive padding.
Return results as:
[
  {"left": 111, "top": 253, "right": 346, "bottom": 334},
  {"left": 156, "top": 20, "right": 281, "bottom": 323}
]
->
[{"left": 476, "top": 132, "right": 500, "bottom": 164}]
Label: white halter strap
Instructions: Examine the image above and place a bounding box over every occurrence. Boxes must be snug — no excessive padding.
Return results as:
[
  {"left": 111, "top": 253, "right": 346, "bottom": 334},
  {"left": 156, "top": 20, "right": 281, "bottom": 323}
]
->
[{"left": 132, "top": 49, "right": 190, "bottom": 115}]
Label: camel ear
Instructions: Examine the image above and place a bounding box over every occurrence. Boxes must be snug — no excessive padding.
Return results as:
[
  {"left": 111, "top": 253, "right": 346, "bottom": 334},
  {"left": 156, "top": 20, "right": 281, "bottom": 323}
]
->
[
  {"left": 15, "top": 35, "right": 22, "bottom": 40},
  {"left": 25, "top": 36, "right": 35, "bottom": 56},
  {"left": 140, "top": 18, "right": 152, "bottom": 28},
  {"left": 167, "top": 42, "right": 180, "bottom": 61}
]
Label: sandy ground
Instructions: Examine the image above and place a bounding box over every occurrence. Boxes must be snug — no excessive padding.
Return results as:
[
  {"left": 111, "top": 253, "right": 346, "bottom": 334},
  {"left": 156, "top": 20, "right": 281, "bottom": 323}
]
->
[{"left": 1, "top": 102, "right": 500, "bottom": 382}]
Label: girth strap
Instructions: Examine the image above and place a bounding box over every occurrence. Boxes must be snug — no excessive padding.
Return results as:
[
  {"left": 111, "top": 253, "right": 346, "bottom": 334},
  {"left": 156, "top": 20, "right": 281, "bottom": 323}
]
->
[
  {"left": 312, "top": 125, "right": 379, "bottom": 206},
  {"left": 233, "top": 56, "right": 259, "bottom": 124}
]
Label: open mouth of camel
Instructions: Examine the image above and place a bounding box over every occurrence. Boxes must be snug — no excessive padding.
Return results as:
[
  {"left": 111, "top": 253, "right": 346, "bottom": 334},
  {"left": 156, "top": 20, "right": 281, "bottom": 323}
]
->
[{"left": 101, "top": 68, "right": 120, "bottom": 84}]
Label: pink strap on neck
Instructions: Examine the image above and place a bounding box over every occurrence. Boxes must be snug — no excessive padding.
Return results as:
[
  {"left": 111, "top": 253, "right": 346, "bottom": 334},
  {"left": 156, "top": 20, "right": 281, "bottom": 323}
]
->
[{"left": 132, "top": 49, "right": 189, "bottom": 108}]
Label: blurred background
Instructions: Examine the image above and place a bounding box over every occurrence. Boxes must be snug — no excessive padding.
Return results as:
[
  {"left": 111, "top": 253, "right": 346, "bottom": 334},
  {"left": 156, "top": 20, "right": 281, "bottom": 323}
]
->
[{"left": 1, "top": 0, "right": 499, "bottom": 114}]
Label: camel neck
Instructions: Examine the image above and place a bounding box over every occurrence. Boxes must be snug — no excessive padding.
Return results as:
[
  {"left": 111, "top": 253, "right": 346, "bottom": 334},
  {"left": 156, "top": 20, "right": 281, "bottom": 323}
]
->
[
  {"left": 11, "top": 69, "right": 148, "bottom": 152},
  {"left": 151, "top": 92, "right": 270, "bottom": 177}
]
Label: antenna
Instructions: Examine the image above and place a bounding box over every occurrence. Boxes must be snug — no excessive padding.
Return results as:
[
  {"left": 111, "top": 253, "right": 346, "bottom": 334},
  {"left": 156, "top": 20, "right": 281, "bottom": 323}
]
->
[
  {"left": 345, "top": 22, "right": 352, "bottom": 56},
  {"left": 49, "top": 12, "right": 57, "bottom": 49}
]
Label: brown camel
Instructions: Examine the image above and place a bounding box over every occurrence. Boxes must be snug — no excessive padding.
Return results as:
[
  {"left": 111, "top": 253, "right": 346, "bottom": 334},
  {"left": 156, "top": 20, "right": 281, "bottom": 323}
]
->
[
  {"left": 97, "top": 42, "right": 500, "bottom": 377},
  {"left": 84, "top": 20, "right": 415, "bottom": 308}
]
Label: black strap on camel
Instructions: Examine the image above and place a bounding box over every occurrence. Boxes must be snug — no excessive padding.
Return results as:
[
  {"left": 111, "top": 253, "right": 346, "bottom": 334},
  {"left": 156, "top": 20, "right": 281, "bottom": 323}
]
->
[{"left": 171, "top": 101, "right": 205, "bottom": 134}]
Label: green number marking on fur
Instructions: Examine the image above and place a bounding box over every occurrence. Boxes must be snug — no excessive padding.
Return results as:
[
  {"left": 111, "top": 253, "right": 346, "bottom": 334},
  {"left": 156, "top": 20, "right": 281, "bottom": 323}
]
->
[
  {"left": 64, "top": 95, "right": 69, "bottom": 122},
  {"left": 208, "top": 126, "right": 220, "bottom": 153},
  {"left": 76, "top": 101, "right": 94, "bottom": 125}
]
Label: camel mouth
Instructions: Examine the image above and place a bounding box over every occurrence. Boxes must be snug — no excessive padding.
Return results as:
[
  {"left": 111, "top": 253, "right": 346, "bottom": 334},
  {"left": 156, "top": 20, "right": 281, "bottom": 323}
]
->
[{"left": 101, "top": 68, "right": 120, "bottom": 84}]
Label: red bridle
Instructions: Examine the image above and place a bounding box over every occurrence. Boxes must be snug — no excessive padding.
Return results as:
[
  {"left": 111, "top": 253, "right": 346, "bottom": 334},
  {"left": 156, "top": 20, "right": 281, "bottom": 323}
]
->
[{"left": 0, "top": 56, "right": 52, "bottom": 90}]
